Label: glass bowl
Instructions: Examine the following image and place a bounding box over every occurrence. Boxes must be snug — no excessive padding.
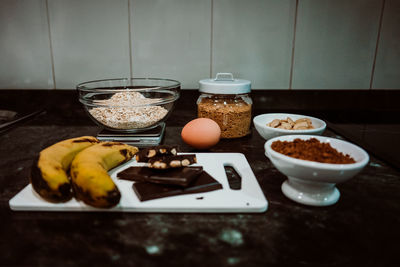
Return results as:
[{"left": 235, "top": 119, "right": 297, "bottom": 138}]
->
[{"left": 77, "top": 78, "right": 180, "bottom": 132}]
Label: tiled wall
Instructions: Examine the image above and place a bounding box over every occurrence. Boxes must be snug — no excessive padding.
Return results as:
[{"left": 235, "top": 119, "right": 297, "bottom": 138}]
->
[{"left": 0, "top": 0, "right": 399, "bottom": 90}]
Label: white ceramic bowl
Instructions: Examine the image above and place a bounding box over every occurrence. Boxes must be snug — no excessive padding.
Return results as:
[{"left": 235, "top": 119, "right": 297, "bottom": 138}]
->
[
  {"left": 254, "top": 113, "right": 326, "bottom": 140},
  {"left": 265, "top": 135, "right": 369, "bottom": 206}
]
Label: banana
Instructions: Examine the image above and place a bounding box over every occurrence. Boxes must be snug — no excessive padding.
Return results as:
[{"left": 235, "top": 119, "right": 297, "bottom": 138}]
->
[
  {"left": 70, "top": 142, "right": 138, "bottom": 208},
  {"left": 30, "top": 136, "right": 99, "bottom": 203}
]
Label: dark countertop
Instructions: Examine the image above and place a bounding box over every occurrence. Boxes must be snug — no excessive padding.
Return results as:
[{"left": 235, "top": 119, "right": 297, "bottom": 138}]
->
[{"left": 0, "top": 90, "right": 399, "bottom": 266}]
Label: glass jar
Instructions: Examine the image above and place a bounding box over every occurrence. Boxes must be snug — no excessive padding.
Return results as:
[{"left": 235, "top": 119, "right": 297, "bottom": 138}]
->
[{"left": 197, "top": 73, "right": 252, "bottom": 138}]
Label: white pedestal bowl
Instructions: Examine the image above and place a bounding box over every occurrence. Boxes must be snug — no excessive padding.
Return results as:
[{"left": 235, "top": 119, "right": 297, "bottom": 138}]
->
[{"left": 265, "top": 135, "right": 369, "bottom": 206}]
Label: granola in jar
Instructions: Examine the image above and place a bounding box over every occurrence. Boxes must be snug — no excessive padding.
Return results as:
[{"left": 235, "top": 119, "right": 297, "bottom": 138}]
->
[{"left": 197, "top": 73, "right": 252, "bottom": 138}]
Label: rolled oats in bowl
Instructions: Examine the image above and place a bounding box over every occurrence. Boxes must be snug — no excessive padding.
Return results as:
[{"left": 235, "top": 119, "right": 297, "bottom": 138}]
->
[
  {"left": 77, "top": 78, "right": 180, "bottom": 132},
  {"left": 89, "top": 91, "right": 168, "bottom": 129}
]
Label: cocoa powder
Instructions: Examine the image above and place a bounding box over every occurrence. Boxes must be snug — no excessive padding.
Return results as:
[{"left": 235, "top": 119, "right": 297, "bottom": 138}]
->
[{"left": 271, "top": 138, "right": 356, "bottom": 164}]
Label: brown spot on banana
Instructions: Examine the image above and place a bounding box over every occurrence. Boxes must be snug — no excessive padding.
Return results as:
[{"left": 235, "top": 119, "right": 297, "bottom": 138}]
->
[
  {"left": 101, "top": 142, "right": 124, "bottom": 147},
  {"left": 72, "top": 138, "right": 99, "bottom": 144},
  {"left": 119, "top": 149, "right": 128, "bottom": 158},
  {"left": 119, "top": 148, "right": 136, "bottom": 163}
]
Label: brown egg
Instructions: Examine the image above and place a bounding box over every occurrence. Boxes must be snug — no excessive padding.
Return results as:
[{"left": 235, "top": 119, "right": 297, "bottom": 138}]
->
[{"left": 181, "top": 118, "right": 221, "bottom": 149}]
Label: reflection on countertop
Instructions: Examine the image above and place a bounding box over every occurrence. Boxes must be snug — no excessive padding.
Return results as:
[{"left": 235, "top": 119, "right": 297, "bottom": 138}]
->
[{"left": 0, "top": 89, "right": 399, "bottom": 266}]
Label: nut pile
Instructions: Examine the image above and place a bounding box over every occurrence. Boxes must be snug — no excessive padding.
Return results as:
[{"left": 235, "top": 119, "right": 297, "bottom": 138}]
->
[
  {"left": 89, "top": 91, "right": 168, "bottom": 129},
  {"left": 267, "top": 117, "right": 314, "bottom": 130}
]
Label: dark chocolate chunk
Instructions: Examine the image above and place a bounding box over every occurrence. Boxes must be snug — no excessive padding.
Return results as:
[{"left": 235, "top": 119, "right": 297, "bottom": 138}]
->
[
  {"left": 117, "top": 166, "right": 203, "bottom": 187},
  {"left": 224, "top": 166, "right": 242, "bottom": 190},
  {"left": 135, "top": 145, "right": 178, "bottom": 162},
  {"left": 117, "top": 167, "right": 154, "bottom": 182},
  {"left": 148, "top": 154, "right": 197, "bottom": 169},
  {"left": 132, "top": 171, "right": 223, "bottom": 201}
]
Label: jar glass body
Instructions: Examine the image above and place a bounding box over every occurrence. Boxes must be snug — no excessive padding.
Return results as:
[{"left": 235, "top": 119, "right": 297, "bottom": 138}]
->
[{"left": 197, "top": 93, "right": 252, "bottom": 138}]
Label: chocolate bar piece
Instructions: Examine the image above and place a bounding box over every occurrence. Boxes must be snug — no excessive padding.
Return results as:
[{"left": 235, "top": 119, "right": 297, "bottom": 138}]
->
[
  {"left": 135, "top": 145, "right": 178, "bottom": 162},
  {"left": 224, "top": 166, "right": 242, "bottom": 190},
  {"left": 148, "top": 154, "right": 197, "bottom": 169},
  {"left": 133, "top": 171, "right": 223, "bottom": 201},
  {"left": 117, "top": 166, "right": 203, "bottom": 187}
]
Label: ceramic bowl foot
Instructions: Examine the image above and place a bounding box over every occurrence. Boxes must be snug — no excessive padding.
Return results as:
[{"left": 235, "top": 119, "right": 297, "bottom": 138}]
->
[{"left": 281, "top": 177, "right": 340, "bottom": 206}]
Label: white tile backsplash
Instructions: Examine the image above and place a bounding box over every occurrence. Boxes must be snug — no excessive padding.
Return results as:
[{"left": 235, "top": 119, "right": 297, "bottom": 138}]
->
[
  {"left": 0, "top": 0, "right": 398, "bottom": 89},
  {"left": 212, "top": 0, "right": 296, "bottom": 89},
  {"left": 130, "top": 0, "right": 211, "bottom": 89},
  {"left": 372, "top": 0, "right": 400, "bottom": 89},
  {"left": 0, "top": 0, "right": 53, "bottom": 89},
  {"left": 292, "top": 0, "right": 382, "bottom": 89},
  {"left": 48, "top": 0, "right": 131, "bottom": 89}
]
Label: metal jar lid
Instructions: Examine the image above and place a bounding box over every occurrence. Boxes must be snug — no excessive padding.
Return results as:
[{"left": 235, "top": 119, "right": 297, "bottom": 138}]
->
[{"left": 199, "top": 73, "right": 251, "bottom": 94}]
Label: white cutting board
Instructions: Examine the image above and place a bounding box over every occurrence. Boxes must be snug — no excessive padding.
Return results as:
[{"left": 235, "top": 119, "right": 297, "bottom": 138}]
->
[{"left": 9, "top": 153, "right": 268, "bottom": 213}]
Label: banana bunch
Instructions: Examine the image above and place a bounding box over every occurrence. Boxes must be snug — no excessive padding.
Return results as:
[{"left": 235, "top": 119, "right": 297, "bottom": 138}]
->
[{"left": 30, "top": 136, "right": 138, "bottom": 208}]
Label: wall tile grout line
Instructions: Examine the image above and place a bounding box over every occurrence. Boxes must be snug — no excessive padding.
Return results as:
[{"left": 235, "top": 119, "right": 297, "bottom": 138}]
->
[
  {"left": 209, "top": 0, "right": 214, "bottom": 78},
  {"left": 45, "top": 0, "right": 56, "bottom": 89},
  {"left": 128, "top": 0, "right": 133, "bottom": 79},
  {"left": 369, "top": 0, "right": 386, "bottom": 90},
  {"left": 288, "top": 0, "right": 299, "bottom": 90}
]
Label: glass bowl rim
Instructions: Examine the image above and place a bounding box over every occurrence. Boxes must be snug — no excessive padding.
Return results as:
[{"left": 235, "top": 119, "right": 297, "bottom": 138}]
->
[
  {"left": 77, "top": 78, "right": 180, "bottom": 108},
  {"left": 76, "top": 77, "right": 181, "bottom": 91}
]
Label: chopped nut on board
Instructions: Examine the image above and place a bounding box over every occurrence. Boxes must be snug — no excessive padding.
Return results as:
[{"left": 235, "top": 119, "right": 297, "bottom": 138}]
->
[
  {"left": 135, "top": 145, "right": 178, "bottom": 162},
  {"left": 148, "top": 155, "right": 197, "bottom": 169}
]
